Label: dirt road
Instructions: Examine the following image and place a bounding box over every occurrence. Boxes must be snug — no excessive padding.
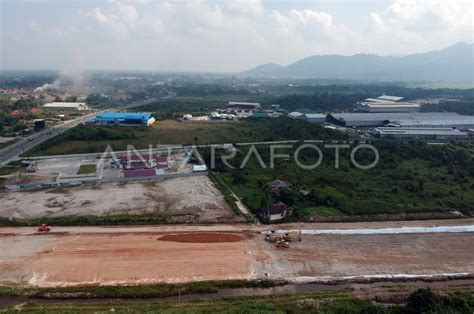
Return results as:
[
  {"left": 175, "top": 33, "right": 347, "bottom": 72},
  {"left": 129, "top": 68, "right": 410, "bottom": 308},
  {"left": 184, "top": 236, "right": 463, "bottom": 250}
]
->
[{"left": 1, "top": 220, "right": 473, "bottom": 287}]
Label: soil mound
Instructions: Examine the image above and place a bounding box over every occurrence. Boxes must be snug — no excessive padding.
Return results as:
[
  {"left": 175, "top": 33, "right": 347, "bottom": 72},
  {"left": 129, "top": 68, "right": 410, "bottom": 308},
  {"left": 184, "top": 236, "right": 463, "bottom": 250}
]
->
[{"left": 158, "top": 233, "right": 243, "bottom": 243}]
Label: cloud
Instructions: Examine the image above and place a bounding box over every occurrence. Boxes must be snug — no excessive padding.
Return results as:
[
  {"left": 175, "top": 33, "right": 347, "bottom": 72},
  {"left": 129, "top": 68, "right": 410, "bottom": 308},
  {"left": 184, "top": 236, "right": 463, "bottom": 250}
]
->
[
  {"left": 2, "top": 0, "right": 472, "bottom": 72},
  {"left": 81, "top": 2, "right": 138, "bottom": 36},
  {"left": 225, "top": 0, "right": 263, "bottom": 16}
]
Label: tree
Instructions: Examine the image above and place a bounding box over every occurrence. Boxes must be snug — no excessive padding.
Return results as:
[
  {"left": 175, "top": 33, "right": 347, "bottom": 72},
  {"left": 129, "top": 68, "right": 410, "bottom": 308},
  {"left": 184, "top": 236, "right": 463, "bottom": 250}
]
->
[{"left": 406, "top": 289, "right": 442, "bottom": 313}]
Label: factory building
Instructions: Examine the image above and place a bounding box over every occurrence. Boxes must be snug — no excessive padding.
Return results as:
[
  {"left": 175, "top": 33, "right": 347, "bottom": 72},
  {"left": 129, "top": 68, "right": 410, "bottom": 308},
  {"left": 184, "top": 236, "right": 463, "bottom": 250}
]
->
[
  {"left": 373, "top": 127, "right": 469, "bottom": 140},
  {"left": 87, "top": 112, "right": 156, "bottom": 126},
  {"left": 44, "top": 102, "right": 89, "bottom": 111},
  {"left": 226, "top": 102, "right": 261, "bottom": 111},
  {"left": 288, "top": 112, "right": 304, "bottom": 119},
  {"left": 327, "top": 112, "right": 474, "bottom": 130},
  {"left": 356, "top": 95, "right": 420, "bottom": 113},
  {"left": 304, "top": 113, "right": 326, "bottom": 124},
  {"left": 389, "top": 115, "right": 474, "bottom": 130}
]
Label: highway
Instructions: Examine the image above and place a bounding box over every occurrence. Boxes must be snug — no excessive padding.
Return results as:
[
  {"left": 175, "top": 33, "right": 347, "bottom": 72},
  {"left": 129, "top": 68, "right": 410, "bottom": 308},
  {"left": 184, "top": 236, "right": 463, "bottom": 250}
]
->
[{"left": 0, "top": 92, "right": 175, "bottom": 166}]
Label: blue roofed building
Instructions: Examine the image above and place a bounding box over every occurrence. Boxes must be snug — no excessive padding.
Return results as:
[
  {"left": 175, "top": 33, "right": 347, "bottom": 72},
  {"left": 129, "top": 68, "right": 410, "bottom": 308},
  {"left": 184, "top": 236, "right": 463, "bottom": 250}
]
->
[{"left": 87, "top": 112, "right": 156, "bottom": 126}]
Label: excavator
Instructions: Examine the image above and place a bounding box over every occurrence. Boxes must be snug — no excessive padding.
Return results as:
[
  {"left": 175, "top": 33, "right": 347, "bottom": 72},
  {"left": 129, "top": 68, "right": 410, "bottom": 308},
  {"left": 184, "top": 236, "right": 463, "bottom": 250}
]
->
[
  {"left": 37, "top": 224, "right": 51, "bottom": 232},
  {"left": 265, "top": 230, "right": 302, "bottom": 242}
]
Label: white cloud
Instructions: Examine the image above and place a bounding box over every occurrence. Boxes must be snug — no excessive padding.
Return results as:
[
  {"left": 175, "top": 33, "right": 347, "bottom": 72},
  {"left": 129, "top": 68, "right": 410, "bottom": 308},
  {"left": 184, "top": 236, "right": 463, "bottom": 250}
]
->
[
  {"left": 3, "top": 0, "right": 472, "bottom": 71},
  {"left": 81, "top": 2, "right": 138, "bottom": 36},
  {"left": 225, "top": 0, "right": 263, "bottom": 16}
]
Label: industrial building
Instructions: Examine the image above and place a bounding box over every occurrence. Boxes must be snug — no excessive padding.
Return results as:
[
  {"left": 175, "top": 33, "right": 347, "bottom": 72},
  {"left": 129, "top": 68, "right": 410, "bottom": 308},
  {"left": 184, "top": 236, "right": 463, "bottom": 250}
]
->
[
  {"left": 87, "top": 112, "right": 156, "bottom": 126},
  {"left": 356, "top": 95, "right": 420, "bottom": 113},
  {"left": 226, "top": 102, "right": 261, "bottom": 111},
  {"left": 327, "top": 112, "right": 474, "bottom": 130},
  {"left": 288, "top": 112, "right": 304, "bottom": 119},
  {"left": 44, "top": 102, "right": 89, "bottom": 111},
  {"left": 373, "top": 127, "right": 469, "bottom": 140},
  {"left": 304, "top": 113, "right": 326, "bottom": 124}
]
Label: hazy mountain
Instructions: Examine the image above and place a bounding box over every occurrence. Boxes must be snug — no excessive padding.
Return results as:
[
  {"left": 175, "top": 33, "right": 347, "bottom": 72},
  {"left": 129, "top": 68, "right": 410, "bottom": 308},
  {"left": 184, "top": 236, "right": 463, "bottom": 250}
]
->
[
  {"left": 242, "top": 43, "right": 474, "bottom": 83},
  {"left": 241, "top": 63, "right": 283, "bottom": 77}
]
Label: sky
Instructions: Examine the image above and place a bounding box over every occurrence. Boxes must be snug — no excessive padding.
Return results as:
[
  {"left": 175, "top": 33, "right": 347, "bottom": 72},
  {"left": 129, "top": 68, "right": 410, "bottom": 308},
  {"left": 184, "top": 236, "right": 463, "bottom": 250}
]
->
[{"left": 1, "top": 0, "right": 473, "bottom": 72}]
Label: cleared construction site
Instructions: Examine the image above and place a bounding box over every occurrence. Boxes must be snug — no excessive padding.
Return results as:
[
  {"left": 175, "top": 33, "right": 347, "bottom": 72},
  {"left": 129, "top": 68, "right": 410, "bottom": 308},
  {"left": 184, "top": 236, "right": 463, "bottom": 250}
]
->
[
  {"left": 1, "top": 176, "right": 242, "bottom": 223},
  {"left": 1, "top": 220, "right": 473, "bottom": 287}
]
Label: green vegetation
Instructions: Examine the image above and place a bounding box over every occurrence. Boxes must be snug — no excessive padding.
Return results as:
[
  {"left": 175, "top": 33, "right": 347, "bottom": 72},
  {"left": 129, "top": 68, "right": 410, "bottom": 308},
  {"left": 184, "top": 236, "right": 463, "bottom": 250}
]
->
[
  {"left": 0, "top": 212, "right": 199, "bottom": 226},
  {"left": 76, "top": 164, "right": 96, "bottom": 175},
  {"left": 1, "top": 288, "right": 472, "bottom": 313},
  {"left": 0, "top": 279, "right": 283, "bottom": 299},
  {"left": 207, "top": 141, "right": 474, "bottom": 221},
  {"left": 23, "top": 118, "right": 343, "bottom": 156},
  {"left": 0, "top": 162, "right": 21, "bottom": 185}
]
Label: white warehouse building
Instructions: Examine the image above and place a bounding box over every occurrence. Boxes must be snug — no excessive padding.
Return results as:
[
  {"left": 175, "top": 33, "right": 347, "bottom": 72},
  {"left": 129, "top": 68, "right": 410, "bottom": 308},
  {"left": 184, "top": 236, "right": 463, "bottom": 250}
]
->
[
  {"left": 44, "top": 102, "right": 89, "bottom": 111},
  {"left": 357, "top": 95, "right": 420, "bottom": 113},
  {"left": 327, "top": 112, "right": 474, "bottom": 130}
]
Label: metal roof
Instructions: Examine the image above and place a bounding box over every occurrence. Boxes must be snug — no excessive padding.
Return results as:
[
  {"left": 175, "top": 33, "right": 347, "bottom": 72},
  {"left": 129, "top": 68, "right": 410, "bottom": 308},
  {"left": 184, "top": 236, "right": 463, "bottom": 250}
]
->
[
  {"left": 97, "top": 112, "right": 153, "bottom": 120},
  {"left": 330, "top": 112, "right": 460, "bottom": 123},
  {"left": 288, "top": 112, "right": 304, "bottom": 118},
  {"left": 377, "top": 95, "right": 404, "bottom": 101},
  {"left": 374, "top": 127, "right": 468, "bottom": 136},
  {"left": 227, "top": 102, "right": 260, "bottom": 106},
  {"left": 44, "top": 102, "right": 86, "bottom": 108},
  {"left": 361, "top": 102, "right": 420, "bottom": 108},
  {"left": 394, "top": 115, "right": 474, "bottom": 127},
  {"left": 305, "top": 113, "right": 326, "bottom": 119}
]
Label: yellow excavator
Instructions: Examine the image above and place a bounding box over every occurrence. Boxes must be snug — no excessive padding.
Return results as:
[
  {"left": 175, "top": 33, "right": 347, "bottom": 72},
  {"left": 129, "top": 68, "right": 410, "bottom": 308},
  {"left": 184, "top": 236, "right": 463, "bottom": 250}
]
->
[{"left": 265, "top": 230, "right": 302, "bottom": 242}]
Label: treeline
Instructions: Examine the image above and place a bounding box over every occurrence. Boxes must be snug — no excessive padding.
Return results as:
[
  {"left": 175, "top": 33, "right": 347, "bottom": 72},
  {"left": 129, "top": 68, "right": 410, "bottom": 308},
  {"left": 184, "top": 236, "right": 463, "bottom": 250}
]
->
[
  {"left": 421, "top": 100, "right": 474, "bottom": 115},
  {"left": 0, "top": 98, "right": 44, "bottom": 133}
]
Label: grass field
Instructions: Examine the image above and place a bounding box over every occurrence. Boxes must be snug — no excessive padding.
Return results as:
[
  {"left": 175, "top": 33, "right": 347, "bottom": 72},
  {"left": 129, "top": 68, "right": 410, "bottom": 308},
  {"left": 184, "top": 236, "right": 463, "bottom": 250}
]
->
[
  {"left": 1, "top": 287, "right": 472, "bottom": 313},
  {"left": 0, "top": 289, "right": 368, "bottom": 313},
  {"left": 23, "top": 118, "right": 343, "bottom": 156},
  {"left": 76, "top": 164, "right": 96, "bottom": 174}
]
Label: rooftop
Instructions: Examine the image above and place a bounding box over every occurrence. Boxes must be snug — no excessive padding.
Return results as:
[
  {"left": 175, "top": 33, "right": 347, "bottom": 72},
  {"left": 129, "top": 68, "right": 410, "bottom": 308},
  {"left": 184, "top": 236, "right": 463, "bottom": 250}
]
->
[
  {"left": 330, "top": 112, "right": 461, "bottom": 122},
  {"left": 375, "top": 127, "right": 468, "bottom": 136},
  {"left": 376, "top": 95, "right": 404, "bottom": 102},
  {"left": 361, "top": 102, "right": 420, "bottom": 108},
  {"left": 44, "top": 102, "right": 86, "bottom": 108},
  {"left": 305, "top": 113, "right": 326, "bottom": 118},
  {"left": 227, "top": 102, "right": 260, "bottom": 106},
  {"left": 97, "top": 112, "right": 153, "bottom": 119}
]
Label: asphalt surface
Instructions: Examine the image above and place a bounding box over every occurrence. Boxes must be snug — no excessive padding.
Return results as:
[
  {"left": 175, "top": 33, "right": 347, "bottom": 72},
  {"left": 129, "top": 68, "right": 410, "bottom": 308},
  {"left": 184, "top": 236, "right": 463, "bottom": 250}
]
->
[{"left": 0, "top": 114, "right": 93, "bottom": 166}]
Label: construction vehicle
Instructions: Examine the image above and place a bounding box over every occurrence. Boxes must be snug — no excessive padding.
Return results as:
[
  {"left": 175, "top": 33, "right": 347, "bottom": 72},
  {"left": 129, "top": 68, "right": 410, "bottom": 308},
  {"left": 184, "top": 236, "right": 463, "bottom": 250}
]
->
[
  {"left": 276, "top": 239, "right": 290, "bottom": 248},
  {"left": 283, "top": 230, "right": 302, "bottom": 242},
  {"left": 37, "top": 224, "right": 51, "bottom": 232},
  {"left": 265, "top": 233, "right": 284, "bottom": 242}
]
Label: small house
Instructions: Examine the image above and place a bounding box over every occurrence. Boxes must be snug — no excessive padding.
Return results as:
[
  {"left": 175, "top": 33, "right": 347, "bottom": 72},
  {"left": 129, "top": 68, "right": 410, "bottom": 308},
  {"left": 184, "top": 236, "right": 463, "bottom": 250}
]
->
[{"left": 262, "top": 202, "right": 292, "bottom": 222}]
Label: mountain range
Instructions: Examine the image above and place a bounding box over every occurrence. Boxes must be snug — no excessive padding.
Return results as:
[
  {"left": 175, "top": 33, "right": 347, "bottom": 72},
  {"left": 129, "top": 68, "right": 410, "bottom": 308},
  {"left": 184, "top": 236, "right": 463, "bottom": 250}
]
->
[{"left": 242, "top": 43, "right": 474, "bottom": 83}]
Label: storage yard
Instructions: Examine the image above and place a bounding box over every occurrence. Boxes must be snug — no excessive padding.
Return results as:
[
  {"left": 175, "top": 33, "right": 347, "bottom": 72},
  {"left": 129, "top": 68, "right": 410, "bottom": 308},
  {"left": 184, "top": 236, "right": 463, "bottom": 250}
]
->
[
  {"left": 0, "top": 176, "right": 242, "bottom": 223},
  {"left": 0, "top": 221, "right": 473, "bottom": 287}
]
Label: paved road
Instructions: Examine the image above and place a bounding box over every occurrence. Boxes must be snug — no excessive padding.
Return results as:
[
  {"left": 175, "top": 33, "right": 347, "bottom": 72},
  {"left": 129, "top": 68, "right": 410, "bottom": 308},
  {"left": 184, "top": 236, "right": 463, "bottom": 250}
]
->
[
  {"left": 0, "top": 114, "right": 94, "bottom": 166},
  {"left": 0, "top": 93, "right": 175, "bottom": 166}
]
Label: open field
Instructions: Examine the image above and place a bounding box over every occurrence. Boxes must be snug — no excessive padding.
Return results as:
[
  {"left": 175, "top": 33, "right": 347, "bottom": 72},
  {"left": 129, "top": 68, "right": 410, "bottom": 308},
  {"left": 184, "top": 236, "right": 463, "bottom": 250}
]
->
[
  {"left": 23, "top": 118, "right": 342, "bottom": 156},
  {"left": 0, "top": 176, "right": 243, "bottom": 223},
  {"left": 1, "top": 222, "right": 473, "bottom": 287}
]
